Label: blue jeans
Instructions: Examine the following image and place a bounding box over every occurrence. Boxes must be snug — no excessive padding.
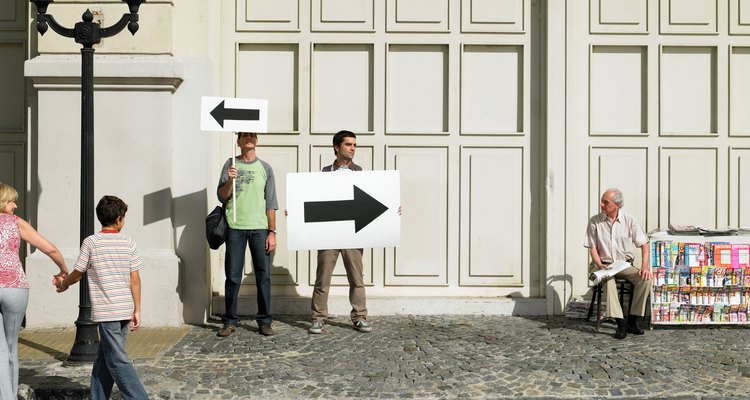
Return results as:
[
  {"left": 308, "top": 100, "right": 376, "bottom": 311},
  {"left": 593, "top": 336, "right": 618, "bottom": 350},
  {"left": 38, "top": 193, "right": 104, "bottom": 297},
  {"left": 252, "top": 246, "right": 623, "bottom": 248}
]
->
[
  {"left": 223, "top": 228, "right": 272, "bottom": 326},
  {"left": 0, "top": 288, "right": 28, "bottom": 399},
  {"left": 91, "top": 321, "right": 148, "bottom": 400}
]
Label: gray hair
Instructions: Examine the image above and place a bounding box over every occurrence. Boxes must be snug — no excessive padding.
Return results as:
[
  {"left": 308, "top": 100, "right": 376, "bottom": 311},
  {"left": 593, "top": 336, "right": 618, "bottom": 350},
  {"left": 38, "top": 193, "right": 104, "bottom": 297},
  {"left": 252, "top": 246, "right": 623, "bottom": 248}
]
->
[{"left": 605, "top": 188, "right": 624, "bottom": 205}]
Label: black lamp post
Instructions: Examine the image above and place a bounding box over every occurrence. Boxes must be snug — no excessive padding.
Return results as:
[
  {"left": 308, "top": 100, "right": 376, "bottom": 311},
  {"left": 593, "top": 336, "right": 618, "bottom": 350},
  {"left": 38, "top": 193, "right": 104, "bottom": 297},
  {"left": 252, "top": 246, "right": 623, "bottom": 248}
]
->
[{"left": 29, "top": 0, "right": 144, "bottom": 363}]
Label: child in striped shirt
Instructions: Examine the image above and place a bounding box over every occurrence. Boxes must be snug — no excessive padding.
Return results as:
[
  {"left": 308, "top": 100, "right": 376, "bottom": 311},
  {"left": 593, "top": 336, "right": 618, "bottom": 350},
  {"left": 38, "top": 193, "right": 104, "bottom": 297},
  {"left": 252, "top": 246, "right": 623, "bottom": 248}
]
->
[{"left": 54, "top": 195, "right": 148, "bottom": 399}]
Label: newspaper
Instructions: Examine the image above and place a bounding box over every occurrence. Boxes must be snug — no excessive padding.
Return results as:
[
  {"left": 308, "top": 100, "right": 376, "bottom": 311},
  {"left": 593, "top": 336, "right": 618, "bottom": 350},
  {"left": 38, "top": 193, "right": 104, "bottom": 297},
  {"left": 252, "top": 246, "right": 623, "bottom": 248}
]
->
[
  {"left": 589, "top": 260, "right": 631, "bottom": 285},
  {"left": 668, "top": 224, "right": 738, "bottom": 236},
  {"left": 667, "top": 224, "right": 700, "bottom": 235}
]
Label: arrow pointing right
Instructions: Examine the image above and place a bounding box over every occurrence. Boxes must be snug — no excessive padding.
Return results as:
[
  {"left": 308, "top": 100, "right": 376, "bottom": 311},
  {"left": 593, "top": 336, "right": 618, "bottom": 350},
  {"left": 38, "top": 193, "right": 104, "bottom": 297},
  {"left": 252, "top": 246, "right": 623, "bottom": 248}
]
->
[{"left": 304, "top": 185, "right": 389, "bottom": 233}]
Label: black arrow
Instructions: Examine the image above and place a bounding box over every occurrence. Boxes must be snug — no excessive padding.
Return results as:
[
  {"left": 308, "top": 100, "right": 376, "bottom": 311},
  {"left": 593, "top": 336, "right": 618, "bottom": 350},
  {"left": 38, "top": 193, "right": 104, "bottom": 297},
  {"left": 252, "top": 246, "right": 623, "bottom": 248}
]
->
[
  {"left": 304, "top": 185, "right": 389, "bottom": 233},
  {"left": 210, "top": 100, "right": 260, "bottom": 128}
]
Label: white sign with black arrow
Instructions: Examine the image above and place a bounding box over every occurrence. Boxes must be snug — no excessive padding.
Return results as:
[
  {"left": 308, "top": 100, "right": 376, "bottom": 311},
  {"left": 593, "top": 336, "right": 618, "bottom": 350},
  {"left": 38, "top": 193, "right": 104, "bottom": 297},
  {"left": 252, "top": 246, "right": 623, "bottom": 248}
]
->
[
  {"left": 201, "top": 96, "right": 269, "bottom": 223},
  {"left": 200, "top": 96, "right": 268, "bottom": 133},
  {"left": 286, "top": 170, "right": 400, "bottom": 250}
]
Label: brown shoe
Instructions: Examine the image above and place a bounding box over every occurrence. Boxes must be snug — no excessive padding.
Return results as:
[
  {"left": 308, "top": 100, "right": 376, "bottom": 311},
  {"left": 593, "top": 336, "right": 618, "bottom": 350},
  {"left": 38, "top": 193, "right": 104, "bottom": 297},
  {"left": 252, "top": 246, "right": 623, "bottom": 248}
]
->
[
  {"left": 259, "top": 324, "right": 275, "bottom": 336},
  {"left": 217, "top": 324, "right": 236, "bottom": 337}
]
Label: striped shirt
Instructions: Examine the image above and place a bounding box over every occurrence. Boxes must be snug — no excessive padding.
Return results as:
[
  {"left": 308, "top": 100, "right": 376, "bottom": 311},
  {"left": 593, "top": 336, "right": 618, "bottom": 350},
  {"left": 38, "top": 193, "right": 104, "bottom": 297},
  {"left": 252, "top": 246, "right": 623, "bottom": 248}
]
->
[{"left": 74, "top": 232, "right": 143, "bottom": 322}]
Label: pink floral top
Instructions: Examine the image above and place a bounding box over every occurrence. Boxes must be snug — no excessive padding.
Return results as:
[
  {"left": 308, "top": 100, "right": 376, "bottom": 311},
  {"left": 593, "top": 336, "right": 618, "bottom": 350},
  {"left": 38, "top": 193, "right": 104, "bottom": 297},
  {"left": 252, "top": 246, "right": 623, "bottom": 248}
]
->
[{"left": 0, "top": 214, "right": 29, "bottom": 288}]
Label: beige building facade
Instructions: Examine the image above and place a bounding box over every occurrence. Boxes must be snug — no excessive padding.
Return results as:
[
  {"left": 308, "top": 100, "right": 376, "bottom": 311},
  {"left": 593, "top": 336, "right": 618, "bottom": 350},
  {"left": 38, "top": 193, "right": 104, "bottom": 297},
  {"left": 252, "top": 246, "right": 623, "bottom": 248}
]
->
[{"left": 1, "top": 0, "right": 748, "bottom": 327}]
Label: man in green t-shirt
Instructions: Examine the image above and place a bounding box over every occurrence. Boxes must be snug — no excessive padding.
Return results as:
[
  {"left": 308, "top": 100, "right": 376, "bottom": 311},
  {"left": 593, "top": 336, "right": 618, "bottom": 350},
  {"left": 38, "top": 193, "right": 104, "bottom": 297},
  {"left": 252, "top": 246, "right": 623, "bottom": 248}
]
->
[{"left": 217, "top": 132, "right": 278, "bottom": 337}]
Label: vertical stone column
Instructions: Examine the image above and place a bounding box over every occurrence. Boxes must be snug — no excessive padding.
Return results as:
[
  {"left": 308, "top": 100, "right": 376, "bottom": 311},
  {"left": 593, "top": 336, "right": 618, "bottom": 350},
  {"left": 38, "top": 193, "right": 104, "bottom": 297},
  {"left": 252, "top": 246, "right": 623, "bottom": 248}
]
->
[{"left": 545, "top": 1, "right": 569, "bottom": 315}]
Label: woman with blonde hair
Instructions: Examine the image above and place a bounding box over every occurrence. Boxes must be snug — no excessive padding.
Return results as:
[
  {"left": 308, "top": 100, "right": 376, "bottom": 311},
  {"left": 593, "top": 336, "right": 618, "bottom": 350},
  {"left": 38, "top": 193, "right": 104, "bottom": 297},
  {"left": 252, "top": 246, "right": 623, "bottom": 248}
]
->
[{"left": 0, "top": 182, "right": 68, "bottom": 398}]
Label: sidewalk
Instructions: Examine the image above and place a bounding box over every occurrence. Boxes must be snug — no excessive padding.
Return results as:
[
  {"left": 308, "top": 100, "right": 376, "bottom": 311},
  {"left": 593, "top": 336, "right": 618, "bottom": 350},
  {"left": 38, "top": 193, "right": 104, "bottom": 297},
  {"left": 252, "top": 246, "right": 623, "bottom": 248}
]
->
[
  {"left": 18, "top": 325, "right": 190, "bottom": 399},
  {"left": 18, "top": 315, "right": 750, "bottom": 399}
]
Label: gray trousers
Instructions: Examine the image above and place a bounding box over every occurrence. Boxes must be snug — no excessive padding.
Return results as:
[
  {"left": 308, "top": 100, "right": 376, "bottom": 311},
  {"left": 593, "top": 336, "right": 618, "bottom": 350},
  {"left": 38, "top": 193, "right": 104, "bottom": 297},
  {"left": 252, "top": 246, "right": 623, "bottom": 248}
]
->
[
  {"left": 312, "top": 249, "right": 368, "bottom": 323},
  {"left": 0, "top": 288, "right": 29, "bottom": 399},
  {"left": 589, "top": 263, "right": 651, "bottom": 319}
]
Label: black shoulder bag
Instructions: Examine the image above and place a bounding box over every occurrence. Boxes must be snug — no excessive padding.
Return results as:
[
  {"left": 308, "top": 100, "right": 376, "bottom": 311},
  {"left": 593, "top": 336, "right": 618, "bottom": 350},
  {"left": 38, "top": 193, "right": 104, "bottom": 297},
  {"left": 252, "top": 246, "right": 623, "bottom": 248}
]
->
[{"left": 205, "top": 203, "right": 228, "bottom": 250}]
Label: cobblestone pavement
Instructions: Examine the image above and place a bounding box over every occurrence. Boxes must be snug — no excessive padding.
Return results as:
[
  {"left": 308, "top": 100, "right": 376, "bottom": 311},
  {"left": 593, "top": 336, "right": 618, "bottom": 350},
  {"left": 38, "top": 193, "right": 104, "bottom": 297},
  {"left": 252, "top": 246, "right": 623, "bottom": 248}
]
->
[{"left": 19, "top": 315, "right": 750, "bottom": 399}]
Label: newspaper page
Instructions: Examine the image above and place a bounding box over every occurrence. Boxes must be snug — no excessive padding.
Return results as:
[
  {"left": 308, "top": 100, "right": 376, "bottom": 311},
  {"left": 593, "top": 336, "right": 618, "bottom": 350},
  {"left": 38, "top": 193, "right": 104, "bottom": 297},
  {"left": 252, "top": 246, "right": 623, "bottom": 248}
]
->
[{"left": 589, "top": 260, "right": 631, "bottom": 285}]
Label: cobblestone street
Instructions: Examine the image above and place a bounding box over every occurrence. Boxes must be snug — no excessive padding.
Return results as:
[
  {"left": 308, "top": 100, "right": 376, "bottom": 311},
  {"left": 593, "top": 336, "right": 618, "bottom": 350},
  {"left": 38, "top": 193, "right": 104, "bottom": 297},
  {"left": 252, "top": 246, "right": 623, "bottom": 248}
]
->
[{"left": 19, "top": 315, "right": 750, "bottom": 399}]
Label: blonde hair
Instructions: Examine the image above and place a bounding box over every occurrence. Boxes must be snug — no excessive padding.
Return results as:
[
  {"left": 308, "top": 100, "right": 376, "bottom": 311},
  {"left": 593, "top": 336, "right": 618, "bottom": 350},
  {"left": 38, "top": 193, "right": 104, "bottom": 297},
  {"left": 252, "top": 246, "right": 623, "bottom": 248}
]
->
[{"left": 0, "top": 182, "right": 18, "bottom": 212}]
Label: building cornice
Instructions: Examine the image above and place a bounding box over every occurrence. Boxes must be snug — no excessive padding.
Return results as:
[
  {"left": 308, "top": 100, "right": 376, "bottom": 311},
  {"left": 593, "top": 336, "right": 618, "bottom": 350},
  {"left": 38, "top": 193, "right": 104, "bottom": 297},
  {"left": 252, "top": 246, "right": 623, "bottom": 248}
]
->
[{"left": 25, "top": 54, "right": 184, "bottom": 92}]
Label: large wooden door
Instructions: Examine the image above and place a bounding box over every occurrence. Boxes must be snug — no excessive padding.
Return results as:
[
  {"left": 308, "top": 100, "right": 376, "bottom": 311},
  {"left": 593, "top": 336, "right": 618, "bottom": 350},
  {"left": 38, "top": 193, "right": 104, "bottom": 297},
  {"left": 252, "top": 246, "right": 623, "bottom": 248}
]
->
[
  {"left": 212, "top": 0, "right": 545, "bottom": 303},
  {"left": 566, "top": 0, "right": 750, "bottom": 301},
  {"left": 0, "top": 0, "right": 27, "bottom": 218}
]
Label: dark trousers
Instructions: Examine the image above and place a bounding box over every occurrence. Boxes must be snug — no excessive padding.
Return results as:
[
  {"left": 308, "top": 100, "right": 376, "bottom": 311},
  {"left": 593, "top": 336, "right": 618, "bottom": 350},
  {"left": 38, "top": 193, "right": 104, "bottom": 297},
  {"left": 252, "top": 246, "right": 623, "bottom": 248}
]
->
[{"left": 223, "top": 228, "right": 272, "bottom": 326}]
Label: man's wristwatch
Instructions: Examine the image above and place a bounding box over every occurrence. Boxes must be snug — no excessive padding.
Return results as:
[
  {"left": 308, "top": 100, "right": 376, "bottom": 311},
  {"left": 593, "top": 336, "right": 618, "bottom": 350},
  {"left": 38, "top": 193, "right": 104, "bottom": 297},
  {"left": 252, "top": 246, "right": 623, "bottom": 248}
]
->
[{"left": 268, "top": 229, "right": 276, "bottom": 235}]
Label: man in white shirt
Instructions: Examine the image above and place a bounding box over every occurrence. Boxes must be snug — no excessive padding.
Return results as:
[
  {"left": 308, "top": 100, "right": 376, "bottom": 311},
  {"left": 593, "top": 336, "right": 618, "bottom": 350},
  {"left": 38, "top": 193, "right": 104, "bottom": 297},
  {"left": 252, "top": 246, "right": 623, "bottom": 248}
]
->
[{"left": 585, "top": 188, "right": 652, "bottom": 339}]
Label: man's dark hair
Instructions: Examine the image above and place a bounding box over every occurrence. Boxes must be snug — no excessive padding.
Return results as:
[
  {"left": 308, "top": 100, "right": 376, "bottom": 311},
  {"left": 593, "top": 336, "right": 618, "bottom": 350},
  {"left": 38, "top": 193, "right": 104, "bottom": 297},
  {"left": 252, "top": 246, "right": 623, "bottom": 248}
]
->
[
  {"left": 333, "top": 130, "right": 356, "bottom": 154},
  {"left": 96, "top": 195, "right": 128, "bottom": 227},
  {"left": 236, "top": 132, "right": 257, "bottom": 139}
]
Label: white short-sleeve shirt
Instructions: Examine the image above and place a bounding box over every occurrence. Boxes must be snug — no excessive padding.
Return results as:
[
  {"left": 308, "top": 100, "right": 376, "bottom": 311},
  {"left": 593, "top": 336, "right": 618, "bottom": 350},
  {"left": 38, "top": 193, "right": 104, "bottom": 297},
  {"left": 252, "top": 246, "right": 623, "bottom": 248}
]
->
[{"left": 584, "top": 210, "right": 648, "bottom": 264}]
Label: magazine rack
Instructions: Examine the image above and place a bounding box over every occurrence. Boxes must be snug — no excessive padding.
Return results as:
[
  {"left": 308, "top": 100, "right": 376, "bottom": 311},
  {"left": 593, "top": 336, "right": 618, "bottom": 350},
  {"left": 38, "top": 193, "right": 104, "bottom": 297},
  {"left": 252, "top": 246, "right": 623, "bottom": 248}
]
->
[{"left": 650, "top": 234, "right": 750, "bottom": 326}]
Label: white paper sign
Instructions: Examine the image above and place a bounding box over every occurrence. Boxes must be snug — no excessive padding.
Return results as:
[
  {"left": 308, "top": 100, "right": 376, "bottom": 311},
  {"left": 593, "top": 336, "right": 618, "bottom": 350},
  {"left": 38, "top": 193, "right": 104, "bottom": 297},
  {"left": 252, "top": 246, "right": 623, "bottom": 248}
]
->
[
  {"left": 200, "top": 96, "right": 268, "bottom": 132},
  {"left": 286, "top": 170, "right": 400, "bottom": 250}
]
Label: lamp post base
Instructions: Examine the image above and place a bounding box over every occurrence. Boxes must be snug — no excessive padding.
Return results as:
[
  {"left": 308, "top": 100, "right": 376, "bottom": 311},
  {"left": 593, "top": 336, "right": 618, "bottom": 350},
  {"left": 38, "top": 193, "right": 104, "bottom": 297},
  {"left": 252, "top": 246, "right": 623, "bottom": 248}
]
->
[{"left": 67, "top": 324, "right": 99, "bottom": 363}]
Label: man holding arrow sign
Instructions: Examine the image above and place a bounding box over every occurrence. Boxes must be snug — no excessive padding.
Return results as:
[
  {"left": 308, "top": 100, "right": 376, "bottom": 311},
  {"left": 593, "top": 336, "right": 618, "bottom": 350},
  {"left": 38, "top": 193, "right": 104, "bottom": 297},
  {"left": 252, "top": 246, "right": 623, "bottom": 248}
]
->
[
  {"left": 216, "top": 132, "right": 278, "bottom": 337},
  {"left": 308, "top": 130, "right": 372, "bottom": 334}
]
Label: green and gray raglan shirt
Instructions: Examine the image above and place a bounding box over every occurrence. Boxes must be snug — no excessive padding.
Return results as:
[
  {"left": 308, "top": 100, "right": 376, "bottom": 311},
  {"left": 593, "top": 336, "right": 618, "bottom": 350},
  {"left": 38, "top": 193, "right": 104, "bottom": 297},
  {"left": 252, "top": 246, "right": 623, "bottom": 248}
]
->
[{"left": 217, "top": 157, "right": 278, "bottom": 230}]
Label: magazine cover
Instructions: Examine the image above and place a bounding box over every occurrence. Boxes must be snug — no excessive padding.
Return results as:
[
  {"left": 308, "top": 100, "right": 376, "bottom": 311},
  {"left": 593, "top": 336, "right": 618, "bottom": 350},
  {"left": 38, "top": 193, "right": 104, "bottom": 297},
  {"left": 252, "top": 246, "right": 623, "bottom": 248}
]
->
[{"left": 739, "top": 304, "right": 748, "bottom": 322}]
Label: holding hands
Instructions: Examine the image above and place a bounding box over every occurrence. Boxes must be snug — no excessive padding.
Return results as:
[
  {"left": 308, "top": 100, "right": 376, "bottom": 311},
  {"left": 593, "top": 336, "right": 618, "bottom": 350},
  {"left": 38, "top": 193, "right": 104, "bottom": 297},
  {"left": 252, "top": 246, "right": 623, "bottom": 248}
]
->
[
  {"left": 52, "top": 269, "right": 82, "bottom": 293},
  {"left": 52, "top": 275, "right": 68, "bottom": 293}
]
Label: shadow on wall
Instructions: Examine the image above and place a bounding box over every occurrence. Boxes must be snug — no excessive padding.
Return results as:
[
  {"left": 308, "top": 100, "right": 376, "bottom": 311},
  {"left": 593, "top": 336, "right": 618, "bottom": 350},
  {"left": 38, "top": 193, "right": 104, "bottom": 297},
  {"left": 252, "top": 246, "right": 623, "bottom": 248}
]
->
[
  {"left": 213, "top": 247, "right": 309, "bottom": 318},
  {"left": 238, "top": 264, "right": 305, "bottom": 323},
  {"left": 143, "top": 187, "right": 208, "bottom": 324},
  {"left": 546, "top": 273, "right": 574, "bottom": 314}
]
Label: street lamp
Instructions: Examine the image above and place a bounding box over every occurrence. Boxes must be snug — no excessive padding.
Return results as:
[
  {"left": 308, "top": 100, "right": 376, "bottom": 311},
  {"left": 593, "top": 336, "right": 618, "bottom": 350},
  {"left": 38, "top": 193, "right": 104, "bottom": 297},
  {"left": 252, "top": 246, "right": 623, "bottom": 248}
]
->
[{"left": 29, "top": 0, "right": 144, "bottom": 363}]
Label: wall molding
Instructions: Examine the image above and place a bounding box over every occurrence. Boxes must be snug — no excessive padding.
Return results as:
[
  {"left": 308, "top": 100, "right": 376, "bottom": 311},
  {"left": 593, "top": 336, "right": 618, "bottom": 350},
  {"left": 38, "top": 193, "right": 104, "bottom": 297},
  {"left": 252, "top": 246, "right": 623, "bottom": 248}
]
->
[{"left": 25, "top": 54, "right": 184, "bottom": 92}]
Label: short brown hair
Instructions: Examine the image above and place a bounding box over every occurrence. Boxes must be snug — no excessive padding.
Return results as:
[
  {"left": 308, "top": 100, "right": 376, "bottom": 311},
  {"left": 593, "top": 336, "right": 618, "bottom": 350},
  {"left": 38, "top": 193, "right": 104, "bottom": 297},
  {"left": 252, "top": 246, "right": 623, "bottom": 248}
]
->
[{"left": 96, "top": 195, "right": 128, "bottom": 227}]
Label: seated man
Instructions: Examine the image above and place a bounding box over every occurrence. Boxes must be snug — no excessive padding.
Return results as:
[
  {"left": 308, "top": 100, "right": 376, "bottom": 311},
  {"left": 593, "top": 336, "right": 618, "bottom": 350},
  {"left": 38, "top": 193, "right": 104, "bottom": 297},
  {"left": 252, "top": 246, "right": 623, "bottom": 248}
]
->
[{"left": 584, "top": 188, "right": 652, "bottom": 339}]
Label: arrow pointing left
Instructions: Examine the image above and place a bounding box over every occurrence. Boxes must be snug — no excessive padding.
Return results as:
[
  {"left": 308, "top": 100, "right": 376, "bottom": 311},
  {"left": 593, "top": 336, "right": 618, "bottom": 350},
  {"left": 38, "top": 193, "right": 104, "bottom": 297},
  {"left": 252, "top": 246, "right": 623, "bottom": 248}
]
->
[
  {"left": 201, "top": 97, "right": 268, "bottom": 132},
  {"left": 210, "top": 100, "right": 260, "bottom": 128},
  {"left": 304, "top": 185, "right": 389, "bottom": 233}
]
